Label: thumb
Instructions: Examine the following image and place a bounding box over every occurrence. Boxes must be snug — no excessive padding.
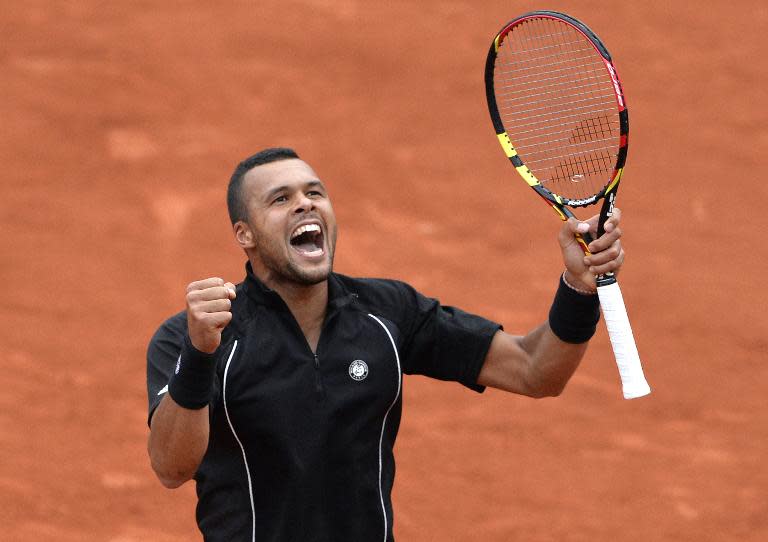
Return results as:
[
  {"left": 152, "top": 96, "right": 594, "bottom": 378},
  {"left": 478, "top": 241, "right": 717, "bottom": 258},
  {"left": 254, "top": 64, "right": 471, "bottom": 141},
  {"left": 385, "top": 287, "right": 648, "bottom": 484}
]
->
[
  {"left": 561, "top": 217, "right": 590, "bottom": 237},
  {"left": 224, "top": 282, "right": 237, "bottom": 299},
  {"left": 559, "top": 218, "right": 592, "bottom": 251},
  {"left": 572, "top": 219, "right": 591, "bottom": 234}
]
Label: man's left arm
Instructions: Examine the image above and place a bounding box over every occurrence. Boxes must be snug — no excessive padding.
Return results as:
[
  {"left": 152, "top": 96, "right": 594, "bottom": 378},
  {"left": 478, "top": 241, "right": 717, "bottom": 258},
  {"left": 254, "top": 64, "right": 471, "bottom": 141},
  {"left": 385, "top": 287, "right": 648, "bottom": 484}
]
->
[{"left": 477, "top": 209, "right": 625, "bottom": 397}]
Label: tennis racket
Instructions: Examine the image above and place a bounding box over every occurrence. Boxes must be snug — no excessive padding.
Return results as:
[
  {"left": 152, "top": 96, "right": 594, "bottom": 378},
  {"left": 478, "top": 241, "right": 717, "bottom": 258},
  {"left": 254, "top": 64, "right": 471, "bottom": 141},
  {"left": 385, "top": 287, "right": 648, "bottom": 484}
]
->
[{"left": 484, "top": 10, "right": 650, "bottom": 399}]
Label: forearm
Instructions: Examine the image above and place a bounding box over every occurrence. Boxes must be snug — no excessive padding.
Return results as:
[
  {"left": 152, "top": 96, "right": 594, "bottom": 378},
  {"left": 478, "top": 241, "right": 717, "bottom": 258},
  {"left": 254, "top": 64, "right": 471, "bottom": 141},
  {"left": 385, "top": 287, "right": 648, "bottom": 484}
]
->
[
  {"left": 478, "top": 325, "right": 588, "bottom": 397},
  {"left": 478, "top": 275, "right": 598, "bottom": 397},
  {"left": 518, "top": 322, "right": 589, "bottom": 396},
  {"left": 521, "top": 271, "right": 600, "bottom": 395},
  {"left": 148, "top": 394, "right": 210, "bottom": 488}
]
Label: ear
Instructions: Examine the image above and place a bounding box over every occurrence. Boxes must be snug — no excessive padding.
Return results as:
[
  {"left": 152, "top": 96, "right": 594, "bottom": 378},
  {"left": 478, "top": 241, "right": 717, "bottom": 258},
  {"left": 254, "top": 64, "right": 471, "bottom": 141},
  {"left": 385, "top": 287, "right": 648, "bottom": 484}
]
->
[{"left": 233, "top": 221, "right": 256, "bottom": 249}]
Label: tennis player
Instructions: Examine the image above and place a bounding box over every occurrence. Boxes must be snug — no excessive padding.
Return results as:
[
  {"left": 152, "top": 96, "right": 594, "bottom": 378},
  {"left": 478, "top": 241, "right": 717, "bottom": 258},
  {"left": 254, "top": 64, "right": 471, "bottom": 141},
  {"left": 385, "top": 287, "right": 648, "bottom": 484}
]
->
[{"left": 146, "top": 147, "right": 625, "bottom": 541}]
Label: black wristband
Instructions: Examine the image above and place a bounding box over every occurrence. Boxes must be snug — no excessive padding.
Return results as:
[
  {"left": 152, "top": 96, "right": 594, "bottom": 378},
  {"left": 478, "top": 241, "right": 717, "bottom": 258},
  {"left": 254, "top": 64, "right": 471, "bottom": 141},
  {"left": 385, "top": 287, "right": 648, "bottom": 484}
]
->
[
  {"left": 548, "top": 274, "right": 601, "bottom": 344},
  {"left": 168, "top": 335, "right": 218, "bottom": 409}
]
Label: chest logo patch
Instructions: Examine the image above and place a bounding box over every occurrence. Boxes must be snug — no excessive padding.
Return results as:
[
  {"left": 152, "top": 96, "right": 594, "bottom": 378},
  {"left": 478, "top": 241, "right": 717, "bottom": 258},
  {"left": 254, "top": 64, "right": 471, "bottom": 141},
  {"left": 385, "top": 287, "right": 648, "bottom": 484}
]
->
[{"left": 348, "top": 360, "right": 369, "bottom": 381}]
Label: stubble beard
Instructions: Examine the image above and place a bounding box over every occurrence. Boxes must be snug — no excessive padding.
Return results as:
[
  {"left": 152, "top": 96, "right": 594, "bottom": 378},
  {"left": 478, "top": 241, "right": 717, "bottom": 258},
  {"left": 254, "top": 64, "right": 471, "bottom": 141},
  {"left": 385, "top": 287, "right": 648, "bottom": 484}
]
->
[{"left": 255, "top": 225, "right": 337, "bottom": 286}]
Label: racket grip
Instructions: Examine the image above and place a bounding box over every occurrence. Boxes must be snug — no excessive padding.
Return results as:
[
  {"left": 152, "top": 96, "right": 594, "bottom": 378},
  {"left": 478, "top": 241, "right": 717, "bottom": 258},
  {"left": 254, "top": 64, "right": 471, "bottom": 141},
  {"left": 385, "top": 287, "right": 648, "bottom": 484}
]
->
[{"left": 596, "top": 281, "right": 651, "bottom": 399}]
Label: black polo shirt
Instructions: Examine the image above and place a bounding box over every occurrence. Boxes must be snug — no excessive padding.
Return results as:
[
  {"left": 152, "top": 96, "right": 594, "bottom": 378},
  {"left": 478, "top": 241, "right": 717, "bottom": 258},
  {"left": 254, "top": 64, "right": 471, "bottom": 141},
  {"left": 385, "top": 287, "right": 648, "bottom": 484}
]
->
[{"left": 147, "top": 263, "right": 501, "bottom": 542}]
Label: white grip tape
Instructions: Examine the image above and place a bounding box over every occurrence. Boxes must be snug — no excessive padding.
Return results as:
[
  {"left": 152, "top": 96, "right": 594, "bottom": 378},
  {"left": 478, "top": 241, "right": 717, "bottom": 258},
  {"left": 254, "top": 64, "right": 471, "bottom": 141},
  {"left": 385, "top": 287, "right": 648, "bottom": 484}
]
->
[{"left": 596, "top": 281, "right": 651, "bottom": 399}]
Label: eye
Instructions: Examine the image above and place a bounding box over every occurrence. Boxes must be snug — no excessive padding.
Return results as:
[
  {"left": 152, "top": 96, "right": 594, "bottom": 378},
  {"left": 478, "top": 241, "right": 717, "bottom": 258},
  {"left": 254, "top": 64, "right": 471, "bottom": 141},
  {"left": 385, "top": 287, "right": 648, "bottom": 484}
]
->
[{"left": 272, "top": 195, "right": 288, "bottom": 204}]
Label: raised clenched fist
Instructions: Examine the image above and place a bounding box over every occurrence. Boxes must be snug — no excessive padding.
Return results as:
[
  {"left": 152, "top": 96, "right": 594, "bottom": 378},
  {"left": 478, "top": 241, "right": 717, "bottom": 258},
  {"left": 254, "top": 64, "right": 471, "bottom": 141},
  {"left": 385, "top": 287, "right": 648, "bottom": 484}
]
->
[{"left": 186, "top": 278, "right": 236, "bottom": 353}]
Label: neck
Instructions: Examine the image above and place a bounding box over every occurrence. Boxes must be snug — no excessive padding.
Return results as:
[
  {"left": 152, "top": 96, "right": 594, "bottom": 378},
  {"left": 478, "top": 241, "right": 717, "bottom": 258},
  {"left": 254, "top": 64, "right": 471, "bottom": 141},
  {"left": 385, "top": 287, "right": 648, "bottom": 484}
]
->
[
  {"left": 272, "top": 278, "right": 328, "bottom": 324},
  {"left": 249, "top": 260, "right": 329, "bottom": 351}
]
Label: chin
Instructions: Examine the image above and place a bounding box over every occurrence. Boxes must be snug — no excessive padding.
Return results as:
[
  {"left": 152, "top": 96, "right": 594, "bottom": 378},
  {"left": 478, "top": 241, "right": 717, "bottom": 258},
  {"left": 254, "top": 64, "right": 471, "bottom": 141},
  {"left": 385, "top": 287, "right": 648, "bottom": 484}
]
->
[{"left": 288, "top": 260, "right": 333, "bottom": 285}]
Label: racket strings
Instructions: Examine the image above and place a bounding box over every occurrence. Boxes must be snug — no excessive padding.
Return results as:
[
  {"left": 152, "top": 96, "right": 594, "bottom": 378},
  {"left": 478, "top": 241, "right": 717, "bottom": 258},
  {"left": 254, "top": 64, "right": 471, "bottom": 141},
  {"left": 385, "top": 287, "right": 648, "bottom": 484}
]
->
[
  {"left": 496, "top": 79, "right": 614, "bottom": 103},
  {"left": 497, "top": 53, "right": 600, "bottom": 75},
  {"left": 498, "top": 100, "right": 615, "bottom": 124},
  {"left": 495, "top": 17, "right": 620, "bottom": 202},
  {"left": 498, "top": 64, "right": 616, "bottom": 97},
  {"left": 511, "top": 20, "right": 612, "bottom": 200},
  {"left": 523, "top": 115, "right": 616, "bottom": 154}
]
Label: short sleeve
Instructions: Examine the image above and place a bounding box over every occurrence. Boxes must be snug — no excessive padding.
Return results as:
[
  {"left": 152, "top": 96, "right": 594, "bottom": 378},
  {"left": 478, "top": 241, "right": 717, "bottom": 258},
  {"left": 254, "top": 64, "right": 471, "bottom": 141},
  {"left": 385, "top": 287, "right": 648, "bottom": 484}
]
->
[
  {"left": 398, "top": 285, "right": 502, "bottom": 393},
  {"left": 146, "top": 311, "right": 186, "bottom": 426}
]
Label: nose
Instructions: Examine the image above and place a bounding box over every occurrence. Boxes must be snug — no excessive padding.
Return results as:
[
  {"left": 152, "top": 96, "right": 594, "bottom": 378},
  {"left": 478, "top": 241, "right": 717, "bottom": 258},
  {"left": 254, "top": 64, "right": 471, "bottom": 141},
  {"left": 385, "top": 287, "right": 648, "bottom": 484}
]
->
[{"left": 294, "top": 193, "right": 314, "bottom": 213}]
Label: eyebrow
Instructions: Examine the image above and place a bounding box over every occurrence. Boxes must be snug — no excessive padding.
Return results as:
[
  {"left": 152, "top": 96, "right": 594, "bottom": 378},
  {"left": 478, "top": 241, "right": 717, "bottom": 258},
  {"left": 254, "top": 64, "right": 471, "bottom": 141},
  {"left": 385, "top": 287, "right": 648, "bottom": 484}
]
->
[{"left": 263, "top": 180, "right": 325, "bottom": 202}]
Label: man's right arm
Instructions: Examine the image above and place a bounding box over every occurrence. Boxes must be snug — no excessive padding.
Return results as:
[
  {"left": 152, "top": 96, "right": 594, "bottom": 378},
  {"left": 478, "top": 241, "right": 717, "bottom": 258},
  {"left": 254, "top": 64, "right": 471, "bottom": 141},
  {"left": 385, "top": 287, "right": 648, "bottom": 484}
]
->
[
  {"left": 148, "top": 394, "right": 212, "bottom": 488},
  {"left": 147, "top": 278, "right": 236, "bottom": 488}
]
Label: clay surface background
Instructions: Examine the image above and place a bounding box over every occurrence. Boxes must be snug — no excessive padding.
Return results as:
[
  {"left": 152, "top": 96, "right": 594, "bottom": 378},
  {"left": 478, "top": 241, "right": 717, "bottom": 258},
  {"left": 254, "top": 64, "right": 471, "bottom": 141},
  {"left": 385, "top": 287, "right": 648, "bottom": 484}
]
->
[{"left": 2, "top": 1, "right": 766, "bottom": 540}]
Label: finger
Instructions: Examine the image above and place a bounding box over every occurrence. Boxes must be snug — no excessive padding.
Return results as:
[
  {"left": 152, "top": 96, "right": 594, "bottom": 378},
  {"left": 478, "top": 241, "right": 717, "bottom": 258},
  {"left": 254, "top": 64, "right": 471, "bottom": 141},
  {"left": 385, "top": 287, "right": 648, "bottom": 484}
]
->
[
  {"left": 588, "top": 225, "right": 621, "bottom": 253},
  {"left": 584, "top": 213, "right": 600, "bottom": 233},
  {"left": 223, "top": 282, "right": 237, "bottom": 299},
  {"left": 585, "top": 241, "right": 622, "bottom": 267},
  {"left": 188, "top": 286, "right": 235, "bottom": 303},
  {"left": 190, "top": 298, "right": 232, "bottom": 314},
  {"left": 602, "top": 207, "right": 622, "bottom": 233},
  {"left": 196, "top": 311, "right": 233, "bottom": 329},
  {"left": 559, "top": 219, "right": 586, "bottom": 252},
  {"left": 186, "top": 277, "right": 225, "bottom": 293},
  {"left": 563, "top": 217, "right": 591, "bottom": 235},
  {"left": 589, "top": 248, "right": 625, "bottom": 275}
]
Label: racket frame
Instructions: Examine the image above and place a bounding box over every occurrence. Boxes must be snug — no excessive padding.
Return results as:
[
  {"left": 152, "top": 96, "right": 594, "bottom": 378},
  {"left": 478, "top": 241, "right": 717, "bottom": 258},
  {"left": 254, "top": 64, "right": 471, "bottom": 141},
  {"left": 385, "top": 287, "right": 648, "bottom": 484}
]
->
[
  {"left": 484, "top": 11, "right": 650, "bottom": 399},
  {"left": 484, "top": 10, "right": 629, "bottom": 268}
]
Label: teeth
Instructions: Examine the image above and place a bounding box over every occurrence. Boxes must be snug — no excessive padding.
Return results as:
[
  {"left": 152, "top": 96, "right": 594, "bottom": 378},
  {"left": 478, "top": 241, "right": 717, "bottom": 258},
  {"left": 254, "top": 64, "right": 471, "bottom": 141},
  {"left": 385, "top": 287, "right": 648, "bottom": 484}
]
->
[{"left": 291, "top": 223, "right": 321, "bottom": 239}]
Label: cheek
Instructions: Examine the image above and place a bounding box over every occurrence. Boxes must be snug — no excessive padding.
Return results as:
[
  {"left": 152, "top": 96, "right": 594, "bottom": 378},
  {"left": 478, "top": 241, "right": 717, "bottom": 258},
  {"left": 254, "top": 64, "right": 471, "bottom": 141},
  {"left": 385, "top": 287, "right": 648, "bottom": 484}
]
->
[
  {"left": 322, "top": 205, "right": 337, "bottom": 229},
  {"left": 257, "top": 211, "right": 286, "bottom": 237},
  {"left": 251, "top": 218, "right": 285, "bottom": 248}
]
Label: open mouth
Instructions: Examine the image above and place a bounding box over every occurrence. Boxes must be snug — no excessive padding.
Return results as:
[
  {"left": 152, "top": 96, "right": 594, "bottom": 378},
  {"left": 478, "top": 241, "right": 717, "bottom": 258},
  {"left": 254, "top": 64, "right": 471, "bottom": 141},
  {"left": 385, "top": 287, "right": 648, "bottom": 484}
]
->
[{"left": 289, "top": 223, "right": 325, "bottom": 258}]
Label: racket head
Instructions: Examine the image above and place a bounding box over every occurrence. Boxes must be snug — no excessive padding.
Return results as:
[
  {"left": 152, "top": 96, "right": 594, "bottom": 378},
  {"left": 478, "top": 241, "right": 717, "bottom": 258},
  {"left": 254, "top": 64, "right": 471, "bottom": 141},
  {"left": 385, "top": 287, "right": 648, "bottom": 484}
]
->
[{"left": 485, "top": 11, "right": 629, "bottom": 210}]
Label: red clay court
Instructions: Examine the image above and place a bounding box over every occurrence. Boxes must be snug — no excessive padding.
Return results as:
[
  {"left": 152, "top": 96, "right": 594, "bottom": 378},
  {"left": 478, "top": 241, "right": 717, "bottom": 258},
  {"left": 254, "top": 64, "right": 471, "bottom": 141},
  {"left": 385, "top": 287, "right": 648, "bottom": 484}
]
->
[{"left": 2, "top": 1, "right": 766, "bottom": 540}]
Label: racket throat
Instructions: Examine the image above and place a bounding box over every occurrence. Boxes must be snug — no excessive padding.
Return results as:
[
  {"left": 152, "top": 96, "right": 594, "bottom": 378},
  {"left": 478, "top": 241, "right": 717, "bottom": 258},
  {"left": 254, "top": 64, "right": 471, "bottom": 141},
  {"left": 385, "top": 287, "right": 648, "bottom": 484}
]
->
[{"left": 597, "top": 191, "right": 617, "bottom": 238}]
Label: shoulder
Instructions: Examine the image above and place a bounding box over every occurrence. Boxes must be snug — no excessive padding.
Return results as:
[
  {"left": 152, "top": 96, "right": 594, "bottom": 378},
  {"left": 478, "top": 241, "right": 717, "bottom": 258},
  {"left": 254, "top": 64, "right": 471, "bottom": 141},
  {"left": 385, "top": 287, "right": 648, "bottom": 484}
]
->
[
  {"left": 333, "top": 274, "right": 429, "bottom": 320},
  {"left": 158, "top": 309, "right": 187, "bottom": 334},
  {"left": 149, "top": 310, "right": 187, "bottom": 347},
  {"left": 336, "top": 273, "right": 416, "bottom": 299}
]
